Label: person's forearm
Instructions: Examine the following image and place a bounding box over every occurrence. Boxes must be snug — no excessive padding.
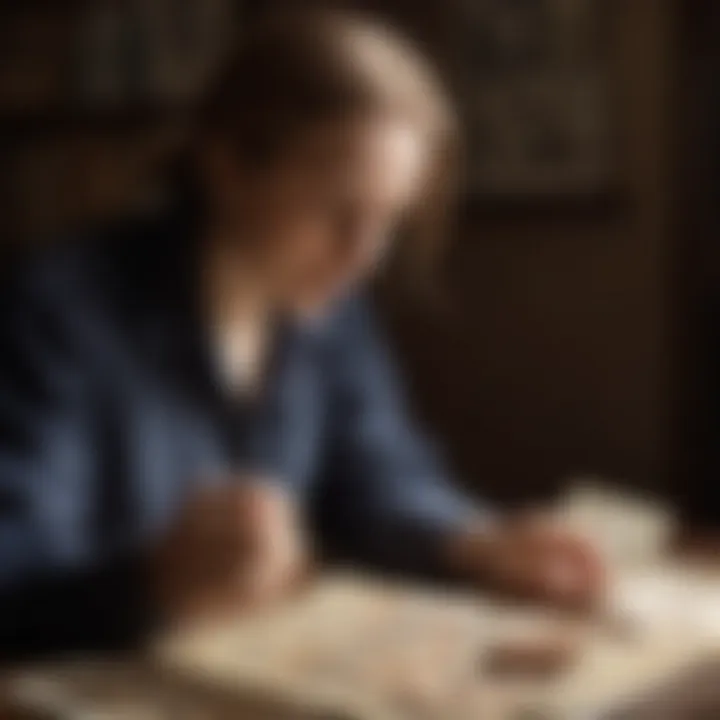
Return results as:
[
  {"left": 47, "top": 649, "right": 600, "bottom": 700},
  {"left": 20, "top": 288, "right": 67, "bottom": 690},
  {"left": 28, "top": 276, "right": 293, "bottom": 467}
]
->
[{"left": 327, "top": 508, "right": 491, "bottom": 581}]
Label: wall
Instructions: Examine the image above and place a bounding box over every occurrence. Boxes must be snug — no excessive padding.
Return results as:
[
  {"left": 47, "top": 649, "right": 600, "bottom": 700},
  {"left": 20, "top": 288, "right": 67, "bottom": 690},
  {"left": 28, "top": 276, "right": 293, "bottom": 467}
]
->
[{"left": 385, "top": 0, "right": 678, "bottom": 504}]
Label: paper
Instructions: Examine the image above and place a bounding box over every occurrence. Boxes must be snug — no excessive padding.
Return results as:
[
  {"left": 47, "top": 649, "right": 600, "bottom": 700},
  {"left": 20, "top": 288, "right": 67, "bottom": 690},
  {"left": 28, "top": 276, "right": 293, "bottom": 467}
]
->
[
  {"left": 556, "top": 479, "right": 676, "bottom": 566},
  {"left": 609, "top": 567, "right": 720, "bottom": 642}
]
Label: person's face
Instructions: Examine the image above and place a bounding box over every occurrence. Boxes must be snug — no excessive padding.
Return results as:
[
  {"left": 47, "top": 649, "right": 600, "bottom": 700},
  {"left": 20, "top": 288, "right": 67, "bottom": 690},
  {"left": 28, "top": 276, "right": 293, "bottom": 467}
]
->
[{"left": 205, "top": 117, "right": 429, "bottom": 318}]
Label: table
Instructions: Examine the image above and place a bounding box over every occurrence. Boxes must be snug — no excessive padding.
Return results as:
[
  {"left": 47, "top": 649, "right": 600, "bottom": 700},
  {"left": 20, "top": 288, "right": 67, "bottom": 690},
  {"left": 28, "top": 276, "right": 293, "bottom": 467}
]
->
[{"left": 5, "top": 563, "right": 720, "bottom": 720}]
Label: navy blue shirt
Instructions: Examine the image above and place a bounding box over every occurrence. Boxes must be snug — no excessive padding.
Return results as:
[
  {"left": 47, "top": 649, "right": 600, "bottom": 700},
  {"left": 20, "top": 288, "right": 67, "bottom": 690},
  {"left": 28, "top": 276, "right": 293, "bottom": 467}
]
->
[{"left": 0, "top": 210, "right": 482, "bottom": 657}]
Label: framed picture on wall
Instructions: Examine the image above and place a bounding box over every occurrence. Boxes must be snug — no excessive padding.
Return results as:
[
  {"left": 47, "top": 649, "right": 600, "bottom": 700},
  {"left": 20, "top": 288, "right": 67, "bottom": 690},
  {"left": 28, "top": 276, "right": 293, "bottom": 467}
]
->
[{"left": 455, "top": 0, "right": 617, "bottom": 201}]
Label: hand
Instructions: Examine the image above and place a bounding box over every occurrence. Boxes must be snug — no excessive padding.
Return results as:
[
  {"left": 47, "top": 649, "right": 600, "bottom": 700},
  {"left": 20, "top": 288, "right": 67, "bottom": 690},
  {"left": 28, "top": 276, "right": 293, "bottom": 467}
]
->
[
  {"left": 152, "top": 480, "right": 310, "bottom": 626},
  {"left": 446, "top": 514, "right": 605, "bottom": 610}
]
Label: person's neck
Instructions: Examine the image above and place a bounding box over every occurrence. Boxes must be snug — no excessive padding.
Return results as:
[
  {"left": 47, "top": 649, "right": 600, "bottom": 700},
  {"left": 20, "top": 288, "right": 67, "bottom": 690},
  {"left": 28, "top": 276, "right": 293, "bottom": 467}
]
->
[
  {"left": 201, "top": 226, "right": 273, "bottom": 335},
  {"left": 201, "top": 227, "right": 277, "bottom": 396}
]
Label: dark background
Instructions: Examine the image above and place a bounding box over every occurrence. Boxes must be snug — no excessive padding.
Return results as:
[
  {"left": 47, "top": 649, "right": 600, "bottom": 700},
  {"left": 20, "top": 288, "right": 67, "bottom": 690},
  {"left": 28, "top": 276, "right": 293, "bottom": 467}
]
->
[{"left": 0, "top": 0, "right": 717, "bottom": 517}]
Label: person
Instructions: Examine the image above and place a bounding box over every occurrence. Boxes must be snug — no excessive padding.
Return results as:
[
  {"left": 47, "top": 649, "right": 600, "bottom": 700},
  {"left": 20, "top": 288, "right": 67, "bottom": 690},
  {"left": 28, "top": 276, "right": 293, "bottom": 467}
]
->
[{"left": 0, "top": 9, "right": 604, "bottom": 659}]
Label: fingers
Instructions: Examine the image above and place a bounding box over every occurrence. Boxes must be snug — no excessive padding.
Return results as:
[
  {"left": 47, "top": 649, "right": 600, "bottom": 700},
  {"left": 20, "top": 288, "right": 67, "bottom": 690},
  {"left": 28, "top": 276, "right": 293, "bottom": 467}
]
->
[
  {"left": 461, "top": 518, "right": 606, "bottom": 611},
  {"left": 186, "top": 480, "right": 298, "bottom": 560},
  {"left": 181, "top": 488, "right": 247, "bottom": 581},
  {"left": 535, "top": 554, "right": 595, "bottom": 610},
  {"left": 512, "top": 515, "right": 606, "bottom": 608},
  {"left": 156, "top": 479, "right": 309, "bottom": 625},
  {"left": 534, "top": 537, "right": 606, "bottom": 610}
]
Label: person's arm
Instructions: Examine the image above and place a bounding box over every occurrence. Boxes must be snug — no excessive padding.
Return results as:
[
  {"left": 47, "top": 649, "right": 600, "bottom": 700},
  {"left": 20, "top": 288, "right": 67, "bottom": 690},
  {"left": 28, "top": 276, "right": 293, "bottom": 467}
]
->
[
  {"left": 0, "top": 266, "right": 153, "bottom": 660},
  {"left": 315, "top": 297, "right": 490, "bottom": 577},
  {"left": 315, "top": 296, "right": 604, "bottom": 608}
]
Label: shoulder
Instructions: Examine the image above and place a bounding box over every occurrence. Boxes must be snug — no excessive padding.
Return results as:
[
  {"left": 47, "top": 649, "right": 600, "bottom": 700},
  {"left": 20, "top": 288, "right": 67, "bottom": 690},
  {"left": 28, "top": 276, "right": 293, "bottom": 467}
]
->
[
  {"left": 0, "top": 211, "right": 178, "bottom": 327},
  {"left": 318, "top": 290, "right": 383, "bottom": 348},
  {"left": 308, "top": 290, "right": 401, "bottom": 391},
  {"left": 0, "top": 237, "right": 100, "bottom": 331}
]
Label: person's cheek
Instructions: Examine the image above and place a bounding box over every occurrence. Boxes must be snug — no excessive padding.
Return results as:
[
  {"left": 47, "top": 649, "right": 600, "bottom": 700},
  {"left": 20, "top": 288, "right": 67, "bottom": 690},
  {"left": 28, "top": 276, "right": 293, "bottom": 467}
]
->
[{"left": 268, "top": 224, "right": 330, "bottom": 306}]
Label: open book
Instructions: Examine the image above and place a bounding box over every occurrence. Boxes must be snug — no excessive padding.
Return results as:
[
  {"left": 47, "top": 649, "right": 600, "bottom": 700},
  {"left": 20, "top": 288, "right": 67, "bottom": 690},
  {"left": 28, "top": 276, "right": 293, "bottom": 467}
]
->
[{"left": 6, "top": 480, "right": 720, "bottom": 719}]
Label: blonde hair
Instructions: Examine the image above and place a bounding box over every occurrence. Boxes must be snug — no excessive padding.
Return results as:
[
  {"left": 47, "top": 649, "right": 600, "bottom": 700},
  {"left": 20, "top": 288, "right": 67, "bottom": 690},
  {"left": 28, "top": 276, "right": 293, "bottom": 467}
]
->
[{"left": 195, "top": 8, "right": 459, "bottom": 286}]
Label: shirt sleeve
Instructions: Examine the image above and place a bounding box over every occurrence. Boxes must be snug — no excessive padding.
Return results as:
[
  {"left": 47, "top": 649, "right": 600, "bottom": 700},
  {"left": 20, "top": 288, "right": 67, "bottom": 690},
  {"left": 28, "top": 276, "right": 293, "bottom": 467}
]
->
[
  {"left": 316, "top": 296, "right": 493, "bottom": 576},
  {"left": 0, "top": 262, "right": 154, "bottom": 660}
]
